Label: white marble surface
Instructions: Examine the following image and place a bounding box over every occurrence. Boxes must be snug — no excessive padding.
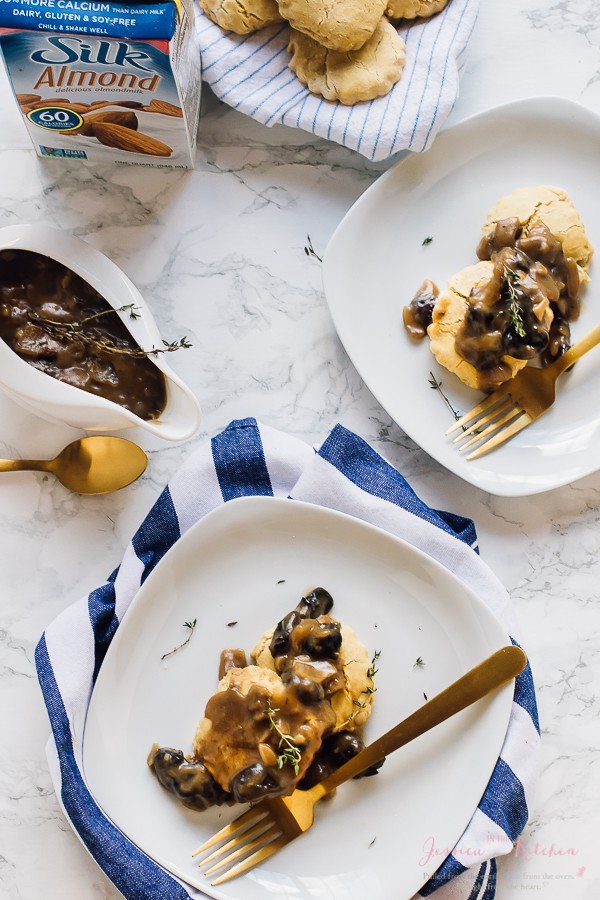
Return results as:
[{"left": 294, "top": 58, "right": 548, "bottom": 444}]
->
[{"left": 1, "top": 1, "right": 600, "bottom": 897}]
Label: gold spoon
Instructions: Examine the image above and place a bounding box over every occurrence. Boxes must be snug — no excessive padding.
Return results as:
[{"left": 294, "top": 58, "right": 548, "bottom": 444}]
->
[{"left": 0, "top": 436, "right": 147, "bottom": 494}]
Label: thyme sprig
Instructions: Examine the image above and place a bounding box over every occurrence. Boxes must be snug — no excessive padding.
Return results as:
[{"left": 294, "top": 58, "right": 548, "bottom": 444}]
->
[
  {"left": 342, "top": 649, "right": 380, "bottom": 727},
  {"left": 161, "top": 619, "right": 197, "bottom": 661},
  {"left": 502, "top": 266, "right": 526, "bottom": 338},
  {"left": 428, "top": 372, "right": 463, "bottom": 422},
  {"left": 368, "top": 649, "right": 381, "bottom": 680},
  {"left": 267, "top": 703, "right": 302, "bottom": 774},
  {"left": 304, "top": 235, "right": 322, "bottom": 262},
  {"left": 429, "top": 371, "right": 483, "bottom": 435},
  {"left": 27, "top": 304, "right": 192, "bottom": 359}
]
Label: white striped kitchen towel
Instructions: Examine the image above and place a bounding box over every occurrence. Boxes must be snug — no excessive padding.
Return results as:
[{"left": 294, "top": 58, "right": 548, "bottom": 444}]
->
[
  {"left": 35, "top": 418, "right": 539, "bottom": 900},
  {"left": 196, "top": 0, "right": 479, "bottom": 161}
]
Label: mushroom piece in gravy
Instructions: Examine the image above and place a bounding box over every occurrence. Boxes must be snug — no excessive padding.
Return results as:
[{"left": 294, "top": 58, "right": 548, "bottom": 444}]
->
[
  {"left": 402, "top": 279, "right": 439, "bottom": 340},
  {"left": 147, "top": 745, "right": 233, "bottom": 811},
  {"left": 0, "top": 249, "right": 167, "bottom": 421}
]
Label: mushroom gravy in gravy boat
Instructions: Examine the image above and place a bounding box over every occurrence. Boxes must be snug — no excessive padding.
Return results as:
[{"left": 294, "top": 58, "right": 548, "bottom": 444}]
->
[{"left": 0, "top": 224, "right": 201, "bottom": 441}]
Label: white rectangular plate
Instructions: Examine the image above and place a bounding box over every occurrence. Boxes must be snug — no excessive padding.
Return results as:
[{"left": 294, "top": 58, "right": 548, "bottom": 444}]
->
[
  {"left": 83, "top": 496, "right": 513, "bottom": 900},
  {"left": 322, "top": 97, "right": 600, "bottom": 496}
]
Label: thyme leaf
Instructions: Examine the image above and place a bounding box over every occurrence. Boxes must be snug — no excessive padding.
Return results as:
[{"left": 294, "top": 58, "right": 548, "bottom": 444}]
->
[
  {"left": 161, "top": 619, "right": 197, "bottom": 660},
  {"left": 414, "top": 656, "right": 425, "bottom": 668},
  {"left": 428, "top": 371, "right": 463, "bottom": 422},
  {"left": 304, "top": 235, "right": 322, "bottom": 262},
  {"left": 502, "top": 266, "right": 526, "bottom": 338},
  {"left": 422, "top": 236, "right": 433, "bottom": 246},
  {"left": 342, "top": 649, "right": 380, "bottom": 727},
  {"left": 267, "top": 703, "right": 302, "bottom": 774},
  {"left": 429, "top": 371, "right": 483, "bottom": 434},
  {"left": 367, "top": 649, "right": 381, "bottom": 679}
]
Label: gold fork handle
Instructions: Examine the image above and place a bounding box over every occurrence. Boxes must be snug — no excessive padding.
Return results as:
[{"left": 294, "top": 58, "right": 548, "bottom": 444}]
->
[
  {"left": 310, "top": 645, "right": 526, "bottom": 801},
  {"left": 0, "top": 458, "right": 49, "bottom": 473},
  {"left": 551, "top": 321, "right": 600, "bottom": 377}
]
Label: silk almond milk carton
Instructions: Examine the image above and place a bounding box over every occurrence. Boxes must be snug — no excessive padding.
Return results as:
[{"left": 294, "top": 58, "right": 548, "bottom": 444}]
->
[{"left": 0, "top": 0, "right": 201, "bottom": 167}]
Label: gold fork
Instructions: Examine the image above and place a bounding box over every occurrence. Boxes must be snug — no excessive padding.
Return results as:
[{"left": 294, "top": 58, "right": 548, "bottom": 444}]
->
[
  {"left": 193, "top": 644, "right": 526, "bottom": 885},
  {"left": 447, "top": 322, "right": 600, "bottom": 460}
]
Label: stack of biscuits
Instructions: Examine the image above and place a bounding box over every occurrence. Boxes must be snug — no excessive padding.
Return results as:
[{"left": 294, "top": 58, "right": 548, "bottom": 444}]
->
[{"left": 199, "top": 0, "right": 450, "bottom": 104}]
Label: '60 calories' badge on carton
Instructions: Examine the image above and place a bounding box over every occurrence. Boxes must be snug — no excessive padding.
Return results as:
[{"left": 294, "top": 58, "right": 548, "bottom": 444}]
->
[{"left": 27, "top": 105, "right": 84, "bottom": 132}]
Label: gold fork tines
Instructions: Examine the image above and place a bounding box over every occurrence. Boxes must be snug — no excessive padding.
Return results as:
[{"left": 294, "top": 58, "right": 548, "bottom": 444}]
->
[
  {"left": 199, "top": 817, "right": 273, "bottom": 867},
  {"left": 193, "top": 806, "right": 289, "bottom": 886},
  {"left": 446, "top": 390, "right": 512, "bottom": 436},
  {"left": 207, "top": 837, "right": 289, "bottom": 885},
  {"left": 444, "top": 322, "right": 600, "bottom": 460},
  {"left": 449, "top": 392, "right": 534, "bottom": 459},
  {"left": 193, "top": 806, "right": 267, "bottom": 855},
  {"left": 446, "top": 387, "right": 528, "bottom": 459},
  {"left": 463, "top": 412, "right": 533, "bottom": 459},
  {"left": 204, "top": 829, "right": 284, "bottom": 880}
]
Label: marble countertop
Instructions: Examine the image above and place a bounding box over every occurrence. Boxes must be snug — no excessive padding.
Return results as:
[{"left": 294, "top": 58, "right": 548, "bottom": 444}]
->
[{"left": 1, "top": 1, "right": 599, "bottom": 897}]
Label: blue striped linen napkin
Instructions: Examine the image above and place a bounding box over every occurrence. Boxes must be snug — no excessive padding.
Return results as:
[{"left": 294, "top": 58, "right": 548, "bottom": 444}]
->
[
  {"left": 35, "top": 418, "right": 539, "bottom": 900},
  {"left": 196, "top": 0, "right": 479, "bottom": 161}
]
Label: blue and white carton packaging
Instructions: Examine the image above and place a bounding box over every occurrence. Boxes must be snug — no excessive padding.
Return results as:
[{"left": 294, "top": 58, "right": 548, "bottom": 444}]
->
[{"left": 0, "top": 0, "right": 201, "bottom": 167}]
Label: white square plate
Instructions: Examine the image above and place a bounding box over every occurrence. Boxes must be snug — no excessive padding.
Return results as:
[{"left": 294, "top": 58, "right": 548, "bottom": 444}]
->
[
  {"left": 322, "top": 98, "right": 600, "bottom": 496},
  {"left": 83, "top": 496, "right": 513, "bottom": 900}
]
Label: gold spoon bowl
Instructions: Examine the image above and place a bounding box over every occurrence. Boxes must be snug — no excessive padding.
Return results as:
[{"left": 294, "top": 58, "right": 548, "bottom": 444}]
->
[{"left": 0, "top": 436, "right": 147, "bottom": 494}]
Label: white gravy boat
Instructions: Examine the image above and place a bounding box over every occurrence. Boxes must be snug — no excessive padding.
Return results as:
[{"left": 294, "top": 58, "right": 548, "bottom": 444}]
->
[{"left": 0, "top": 224, "right": 201, "bottom": 442}]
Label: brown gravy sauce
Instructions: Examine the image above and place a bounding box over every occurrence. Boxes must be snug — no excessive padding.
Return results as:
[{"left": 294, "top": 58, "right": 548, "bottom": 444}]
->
[
  {"left": 462, "top": 217, "right": 581, "bottom": 373},
  {"left": 200, "top": 614, "right": 344, "bottom": 801},
  {"left": 0, "top": 249, "right": 166, "bottom": 421},
  {"left": 148, "top": 588, "right": 380, "bottom": 810},
  {"left": 402, "top": 217, "right": 583, "bottom": 376},
  {"left": 202, "top": 678, "right": 336, "bottom": 801}
]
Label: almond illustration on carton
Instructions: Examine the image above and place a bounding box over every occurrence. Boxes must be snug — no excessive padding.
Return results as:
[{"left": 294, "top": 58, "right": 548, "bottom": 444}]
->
[
  {"left": 62, "top": 103, "right": 90, "bottom": 113},
  {"left": 144, "top": 99, "right": 183, "bottom": 117},
  {"left": 78, "top": 109, "right": 139, "bottom": 137},
  {"left": 113, "top": 100, "right": 144, "bottom": 109},
  {"left": 28, "top": 97, "right": 72, "bottom": 109},
  {"left": 93, "top": 122, "right": 172, "bottom": 157},
  {"left": 17, "top": 93, "right": 41, "bottom": 107},
  {"left": 86, "top": 100, "right": 114, "bottom": 111}
]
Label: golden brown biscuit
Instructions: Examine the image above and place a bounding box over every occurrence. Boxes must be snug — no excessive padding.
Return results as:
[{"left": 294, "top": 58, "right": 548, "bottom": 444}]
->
[
  {"left": 200, "top": 0, "right": 282, "bottom": 34},
  {"left": 278, "top": 0, "right": 387, "bottom": 51},
  {"left": 482, "top": 185, "right": 594, "bottom": 271},
  {"left": 428, "top": 262, "right": 532, "bottom": 391},
  {"left": 252, "top": 621, "right": 375, "bottom": 730},
  {"left": 287, "top": 19, "right": 406, "bottom": 105},
  {"left": 385, "top": 0, "right": 449, "bottom": 20}
]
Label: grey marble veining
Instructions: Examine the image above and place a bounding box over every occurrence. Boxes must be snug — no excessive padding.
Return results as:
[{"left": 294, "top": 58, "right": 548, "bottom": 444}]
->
[{"left": 1, "top": 1, "right": 600, "bottom": 897}]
